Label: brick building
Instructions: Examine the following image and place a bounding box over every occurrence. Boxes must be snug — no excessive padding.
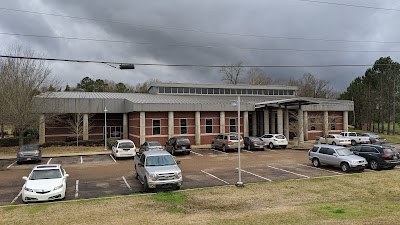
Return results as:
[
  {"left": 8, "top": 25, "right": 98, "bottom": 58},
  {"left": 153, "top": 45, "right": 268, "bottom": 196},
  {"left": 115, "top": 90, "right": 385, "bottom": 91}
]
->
[{"left": 35, "top": 83, "right": 354, "bottom": 145}]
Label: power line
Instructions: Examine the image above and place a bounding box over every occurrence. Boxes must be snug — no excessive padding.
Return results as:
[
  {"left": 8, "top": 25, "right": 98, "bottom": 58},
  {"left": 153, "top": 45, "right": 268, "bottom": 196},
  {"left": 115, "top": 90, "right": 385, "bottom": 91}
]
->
[
  {"left": 294, "top": 0, "right": 400, "bottom": 12},
  {"left": 2, "top": 32, "right": 400, "bottom": 53},
  {"left": 0, "top": 55, "right": 392, "bottom": 68},
  {"left": 0, "top": 6, "right": 399, "bottom": 44}
]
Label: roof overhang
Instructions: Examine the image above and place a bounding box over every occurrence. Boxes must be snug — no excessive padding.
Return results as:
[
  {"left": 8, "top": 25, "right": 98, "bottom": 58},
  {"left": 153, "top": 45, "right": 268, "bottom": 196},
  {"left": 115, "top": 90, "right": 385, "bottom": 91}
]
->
[{"left": 255, "top": 98, "right": 319, "bottom": 109}]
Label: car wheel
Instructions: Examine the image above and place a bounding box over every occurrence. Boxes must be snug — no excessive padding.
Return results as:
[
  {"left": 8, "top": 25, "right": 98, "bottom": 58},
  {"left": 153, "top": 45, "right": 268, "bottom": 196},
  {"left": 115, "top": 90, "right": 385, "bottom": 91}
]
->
[
  {"left": 341, "top": 162, "right": 350, "bottom": 172},
  {"left": 186, "top": 151, "right": 191, "bottom": 155},
  {"left": 351, "top": 140, "right": 356, "bottom": 146},
  {"left": 222, "top": 145, "right": 226, "bottom": 152},
  {"left": 211, "top": 142, "right": 215, "bottom": 150},
  {"left": 176, "top": 185, "right": 181, "bottom": 190},
  {"left": 269, "top": 142, "right": 274, "bottom": 149},
  {"left": 143, "top": 177, "right": 150, "bottom": 193},
  {"left": 332, "top": 141, "right": 336, "bottom": 145},
  {"left": 312, "top": 158, "right": 320, "bottom": 167},
  {"left": 247, "top": 145, "right": 251, "bottom": 151},
  {"left": 370, "top": 160, "right": 380, "bottom": 170}
]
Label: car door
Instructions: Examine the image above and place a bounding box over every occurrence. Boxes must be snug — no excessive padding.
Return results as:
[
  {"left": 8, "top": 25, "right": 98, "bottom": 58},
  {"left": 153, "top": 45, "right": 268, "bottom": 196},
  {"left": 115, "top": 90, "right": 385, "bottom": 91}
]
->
[
  {"left": 328, "top": 148, "right": 341, "bottom": 166},
  {"left": 318, "top": 147, "right": 330, "bottom": 164},
  {"left": 215, "top": 135, "right": 223, "bottom": 148},
  {"left": 358, "top": 146, "right": 373, "bottom": 162},
  {"left": 137, "top": 154, "right": 146, "bottom": 180}
]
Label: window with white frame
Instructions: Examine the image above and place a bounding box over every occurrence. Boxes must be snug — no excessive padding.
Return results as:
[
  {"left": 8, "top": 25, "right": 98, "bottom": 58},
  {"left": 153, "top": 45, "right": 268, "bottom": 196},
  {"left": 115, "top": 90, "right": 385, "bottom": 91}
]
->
[
  {"left": 206, "top": 119, "right": 213, "bottom": 133},
  {"left": 180, "top": 119, "right": 187, "bottom": 134},
  {"left": 229, "top": 118, "right": 236, "bottom": 132},
  {"left": 152, "top": 119, "right": 161, "bottom": 135}
]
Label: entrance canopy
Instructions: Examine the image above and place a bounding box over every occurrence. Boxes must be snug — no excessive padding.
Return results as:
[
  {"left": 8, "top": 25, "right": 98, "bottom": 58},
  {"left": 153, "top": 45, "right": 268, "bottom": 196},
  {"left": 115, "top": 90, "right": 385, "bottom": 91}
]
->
[{"left": 255, "top": 97, "right": 319, "bottom": 110}]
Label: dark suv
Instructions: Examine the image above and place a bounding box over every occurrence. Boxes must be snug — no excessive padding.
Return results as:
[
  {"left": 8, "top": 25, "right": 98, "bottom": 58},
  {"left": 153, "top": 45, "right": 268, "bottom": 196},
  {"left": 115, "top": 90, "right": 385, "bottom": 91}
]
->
[
  {"left": 165, "top": 137, "right": 191, "bottom": 155},
  {"left": 350, "top": 144, "right": 400, "bottom": 170}
]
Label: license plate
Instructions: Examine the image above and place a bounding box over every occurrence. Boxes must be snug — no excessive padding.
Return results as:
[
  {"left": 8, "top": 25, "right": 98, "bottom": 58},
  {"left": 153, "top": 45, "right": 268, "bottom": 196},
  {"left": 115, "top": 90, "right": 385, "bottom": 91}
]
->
[
  {"left": 182, "top": 147, "right": 186, "bottom": 150},
  {"left": 27, "top": 158, "right": 31, "bottom": 160}
]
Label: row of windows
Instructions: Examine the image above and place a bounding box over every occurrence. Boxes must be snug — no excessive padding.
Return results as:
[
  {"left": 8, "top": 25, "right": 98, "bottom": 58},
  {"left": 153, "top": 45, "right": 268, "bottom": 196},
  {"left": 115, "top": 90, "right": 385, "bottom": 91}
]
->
[
  {"left": 151, "top": 118, "right": 237, "bottom": 135},
  {"left": 158, "top": 87, "right": 295, "bottom": 96},
  {"left": 309, "top": 118, "right": 337, "bottom": 130}
]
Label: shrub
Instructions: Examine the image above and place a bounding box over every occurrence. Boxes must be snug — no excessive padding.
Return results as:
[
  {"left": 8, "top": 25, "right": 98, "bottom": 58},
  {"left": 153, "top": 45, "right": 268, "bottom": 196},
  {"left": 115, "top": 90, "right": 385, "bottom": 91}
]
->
[
  {"left": 0, "top": 137, "right": 32, "bottom": 147},
  {"left": 39, "top": 139, "right": 104, "bottom": 148},
  {"left": 107, "top": 138, "right": 118, "bottom": 149}
]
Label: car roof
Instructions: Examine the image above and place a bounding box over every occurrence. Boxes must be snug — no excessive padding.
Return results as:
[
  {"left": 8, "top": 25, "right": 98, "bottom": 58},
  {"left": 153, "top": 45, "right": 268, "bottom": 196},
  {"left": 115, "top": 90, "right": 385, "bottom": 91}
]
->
[
  {"left": 33, "top": 164, "right": 61, "bottom": 170},
  {"left": 143, "top": 150, "right": 171, "bottom": 156},
  {"left": 117, "top": 139, "right": 134, "bottom": 143},
  {"left": 313, "top": 144, "right": 346, "bottom": 150}
]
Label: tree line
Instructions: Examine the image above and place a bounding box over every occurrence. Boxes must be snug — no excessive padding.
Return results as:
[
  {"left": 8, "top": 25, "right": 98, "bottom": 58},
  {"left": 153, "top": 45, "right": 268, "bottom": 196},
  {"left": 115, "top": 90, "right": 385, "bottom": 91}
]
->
[{"left": 339, "top": 57, "right": 400, "bottom": 134}]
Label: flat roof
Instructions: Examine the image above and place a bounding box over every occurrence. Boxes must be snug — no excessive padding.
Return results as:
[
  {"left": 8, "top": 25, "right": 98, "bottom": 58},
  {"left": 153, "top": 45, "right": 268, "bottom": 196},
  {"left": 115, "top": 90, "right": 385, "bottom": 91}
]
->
[{"left": 149, "top": 82, "right": 298, "bottom": 90}]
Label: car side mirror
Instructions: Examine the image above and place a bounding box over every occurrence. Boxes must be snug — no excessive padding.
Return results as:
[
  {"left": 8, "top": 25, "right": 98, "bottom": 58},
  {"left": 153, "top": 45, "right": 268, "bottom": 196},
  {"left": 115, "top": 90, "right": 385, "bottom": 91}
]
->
[
  {"left": 333, "top": 153, "right": 338, "bottom": 157},
  {"left": 22, "top": 176, "right": 28, "bottom": 181},
  {"left": 64, "top": 174, "right": 69, "bottom": 178},
  {"left": 176, "top": 160, "right": 181, "bottom": 164}
]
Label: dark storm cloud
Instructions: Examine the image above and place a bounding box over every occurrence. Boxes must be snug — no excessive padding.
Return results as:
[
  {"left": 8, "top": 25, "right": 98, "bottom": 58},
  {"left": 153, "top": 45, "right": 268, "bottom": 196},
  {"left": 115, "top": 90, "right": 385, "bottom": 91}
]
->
[{"left": 1, "top": 0, "right": 400, "bottom": 90}]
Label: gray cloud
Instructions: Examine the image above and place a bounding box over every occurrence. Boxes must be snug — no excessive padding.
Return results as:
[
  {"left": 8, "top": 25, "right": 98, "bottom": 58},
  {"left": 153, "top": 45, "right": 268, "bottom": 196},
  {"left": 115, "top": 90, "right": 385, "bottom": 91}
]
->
[{"left": 1, "top": 0, "right": 400, "bottom": 90}]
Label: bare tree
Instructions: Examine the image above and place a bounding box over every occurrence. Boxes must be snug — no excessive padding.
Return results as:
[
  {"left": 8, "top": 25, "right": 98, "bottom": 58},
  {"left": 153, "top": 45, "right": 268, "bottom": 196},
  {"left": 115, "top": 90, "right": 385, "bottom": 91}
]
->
[
  {"left": 288, "top": 111, "right": 300, "bottom": 137},
  {"left": 246, "top": 67, "right": 271, "bottom": 85},
  {"left": 64, "top": 112, "right": 94, "bottom": 146},
  {"left": 295, "top": 73, "right": 335, "bottom": 98},
  {"left": 219, "top": 61, "right": 243, "bottom": 84},
  {"left": 0, "top": 46, "right": 58, "bottom": 146}
]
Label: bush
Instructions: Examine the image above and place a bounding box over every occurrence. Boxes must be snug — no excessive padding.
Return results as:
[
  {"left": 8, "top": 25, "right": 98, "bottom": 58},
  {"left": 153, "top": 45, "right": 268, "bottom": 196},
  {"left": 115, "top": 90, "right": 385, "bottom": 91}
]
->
[
  {"left": 0, "top": 137, "right": 32, "bottom": 147},
  {"left": 39, "top": 139, "right": 105, "bottom": 148},
  {"left": 107, "top": 138, "right": 118, "bottom": 149}
]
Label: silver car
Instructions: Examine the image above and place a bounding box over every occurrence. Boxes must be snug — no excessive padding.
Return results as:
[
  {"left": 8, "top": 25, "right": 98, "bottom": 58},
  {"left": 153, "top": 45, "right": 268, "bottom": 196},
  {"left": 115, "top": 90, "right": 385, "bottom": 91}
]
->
[
  {"left": 138, "top": 141, "right": 164, "bottom": 155},
  {"left": 308, "top": 144, "right": 367, "bottom": 172}
]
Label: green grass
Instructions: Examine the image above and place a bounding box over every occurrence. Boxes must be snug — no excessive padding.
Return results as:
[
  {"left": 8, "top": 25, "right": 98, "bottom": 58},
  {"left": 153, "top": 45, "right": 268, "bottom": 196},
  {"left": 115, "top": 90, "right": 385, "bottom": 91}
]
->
[
  {"left": 350, "top": 128, "right": 400, "bottom": 143},
  {"left": 153, "top": 192, "right": 187, "bottom": 204}
]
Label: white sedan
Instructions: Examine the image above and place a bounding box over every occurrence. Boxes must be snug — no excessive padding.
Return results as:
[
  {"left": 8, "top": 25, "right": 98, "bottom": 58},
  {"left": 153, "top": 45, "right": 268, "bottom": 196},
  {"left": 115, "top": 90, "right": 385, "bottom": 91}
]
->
[
  {"left": 22, "top": 164, "right": 69, "bottom": 203},
  {"left": 319, "top": 134, "right": 351, "bottom": 146}
]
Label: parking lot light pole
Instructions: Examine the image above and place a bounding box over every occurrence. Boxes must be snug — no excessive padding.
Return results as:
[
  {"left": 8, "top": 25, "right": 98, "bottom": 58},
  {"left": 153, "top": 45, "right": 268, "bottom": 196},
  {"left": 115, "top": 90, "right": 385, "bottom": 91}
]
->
[
  {"left": 104, "top": 107, "right": 108, "bottom": 150},
  {"left": 235, "top": 96, "right": 244, "bottom": 187}
]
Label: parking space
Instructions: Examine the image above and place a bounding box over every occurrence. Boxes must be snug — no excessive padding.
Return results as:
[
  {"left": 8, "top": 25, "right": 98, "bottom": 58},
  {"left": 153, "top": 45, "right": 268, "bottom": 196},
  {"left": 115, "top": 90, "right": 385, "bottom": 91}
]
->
[
  {"left": 0, "top": 159, "right": 17, "bottom": 170},
  {"left": 1, "top": 148, "right": 397, "bottom": 205}
]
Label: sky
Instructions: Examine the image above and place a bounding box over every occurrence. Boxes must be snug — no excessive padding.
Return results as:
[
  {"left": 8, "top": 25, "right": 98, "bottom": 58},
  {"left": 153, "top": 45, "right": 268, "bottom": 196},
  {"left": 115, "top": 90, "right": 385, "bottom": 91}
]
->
[{"left": 1, "top": 0, "right": 400, "bottom": 92}]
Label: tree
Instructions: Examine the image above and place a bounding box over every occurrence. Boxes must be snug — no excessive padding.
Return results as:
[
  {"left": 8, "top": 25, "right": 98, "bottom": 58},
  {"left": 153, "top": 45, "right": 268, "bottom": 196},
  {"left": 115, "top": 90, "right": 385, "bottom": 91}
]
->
[
  {"left": 246, "top": 67, "right": 271, "bottom": 85},
  {"left": 134, "top": 79, "right": 160, "bottom": 93},
  {"left": 0, "top": 46, "right": 58, "bottom": 146},
  {"left": 292, "top": 73, "right": 335, "bottom": 98},
  {"left": 76, "top": 77, "right": 95, "bottom": 92},
  {"left": 219, "top": 61, "right": 243, "bottom": 84},
  {"left": 65, "top": 85, "right": 71, "bottom": 91},
  {"left": 115, "top": 82, "right": 130, "bottom": 93}
]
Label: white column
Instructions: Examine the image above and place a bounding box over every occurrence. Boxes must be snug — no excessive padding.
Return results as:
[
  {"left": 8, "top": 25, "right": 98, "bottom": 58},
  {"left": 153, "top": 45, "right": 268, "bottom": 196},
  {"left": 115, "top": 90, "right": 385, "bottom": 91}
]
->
[
  {"left": 323, "top": 111, "right": 329, "bottom": 136},
  {"left": 343, "top": 111, "right": 349, "bottom": 132},
  {"left": 284, "top": 109, "right": 289, "bottom": 139},
  {"left": 252, "top": 112, "right": 257, "bottom": 136},
  {"left": 39, "top": 114, "right": 45, "bottom": 144},
  {"left": 277, "top": 108, "right": 283, "bottom": 134},
  {"left": 83, "top": 113, "right": 89, "bottom": 140},
  {"left": 123, "top": 113, "right": 128, "bottom": 139},
  {"left": 243, "top": 111, "right": 249, "bottom": 137},
  {"left": 139, "top": 112, "right": 146, "bottom": 145},
  {"left": 271, "top": 111, "right": 276, "bottom": 134},
  {"left": 220, "top": 111, "right": 225, "bottom": 134},
  {"left": 264, "top": 110, "right": 269, "bottom": 135},
  {"left": 195, "top": 111, "right": 201, "bottom": 145},
  {"left": 303, "top": 111, "right": 308, "bottom": 141},
  {"left": 168, "top": 111, "right": 174, "bottom": 138},
  {"left": 298, "top": 109, "right": 304, "bottom": 143}
]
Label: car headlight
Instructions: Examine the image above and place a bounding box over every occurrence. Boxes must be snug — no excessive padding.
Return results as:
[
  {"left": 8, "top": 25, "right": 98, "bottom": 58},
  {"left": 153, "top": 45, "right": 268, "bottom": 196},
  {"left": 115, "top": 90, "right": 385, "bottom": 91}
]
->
[
  {"left": 149, "top": 173, "right": 157, "bottom": 181},
  {"left": 34, "top": 150, "right": 40, "bottom": 155},
  {"left": 24, "top": 187, "right": 34, "bottom": 192},
  {"left": 176, "top": 172, "right": 182, "bottom": 179},
  {"left": 53, "top": 184, "right": 63, "bottom": 191},
  {"left": 351, "top": 160, "right": 359, "bottom": 164}
]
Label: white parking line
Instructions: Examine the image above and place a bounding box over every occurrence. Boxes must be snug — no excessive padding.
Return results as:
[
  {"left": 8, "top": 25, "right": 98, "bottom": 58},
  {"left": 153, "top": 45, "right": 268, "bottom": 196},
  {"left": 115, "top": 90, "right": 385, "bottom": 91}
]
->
[
  {"left": 11, "top": 189, "right": 22, "bottom": 203},
  {"left": 269, "top": 149, "right": 277, "bottom": 152},
  {"left": 109, "top": 154, "right": 117, "bottom": 163},
  {"left": 268, "top": 165, "right": 310, "bottom": 178},
  {"left": 297, "top": 164, "right": 343, "bottom": 175},
  {"left": 236, "top": 168, "right": 272, "bottom": 181},
  {"left": 47, "top": 158, "right": 52, "bottom": 164},
  {"left": 191, "top": 151, "right": 203, "bottom": 156},
  {"left": 211, "top": 149, "right": 228, "bottom": 154},
  {"left": 75, "top": 180, "right": 79, "bottom": 198},
  {"left": 80, "top": 156, "right": 83, "bottom": 164},
  {"left": 242, "top": 150, "right": 254, "bottom": 153},
  {"left": 6, "top": 161, "right": 16, "bottom": 168},
  {"left": 201, "top": 170, "right": 229, "bottom": 184},
  {"left": 122, "top": 176, "right": 132, "bottom": 191}
]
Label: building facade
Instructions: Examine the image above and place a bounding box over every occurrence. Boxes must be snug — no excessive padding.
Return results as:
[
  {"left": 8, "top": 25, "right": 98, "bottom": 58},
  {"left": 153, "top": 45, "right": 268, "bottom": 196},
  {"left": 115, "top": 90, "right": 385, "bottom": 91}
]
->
[{"left": 36, "top": 83, "right": 353, "bottom": 145}]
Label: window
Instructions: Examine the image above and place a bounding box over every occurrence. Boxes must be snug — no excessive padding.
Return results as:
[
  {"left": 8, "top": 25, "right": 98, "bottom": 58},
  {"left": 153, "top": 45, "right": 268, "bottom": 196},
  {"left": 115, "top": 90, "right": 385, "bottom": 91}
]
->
[
  {"left": 195, "top": 88, "right": 201, "bottom": 94},
  {"left": 247, "top": 89, "right": 253, "bottom": 95},
  {"left": 152, "top": 119, "right": 161, "bottom": 135},
  {"left": 273, "top": 90, "right": 278, "bottom": 95},
  {"left": 257, "top": 89, "right": 263, "bottom": 95},
  {"left": 319, "top": 147, "right": 330, "bottom": 154},
  {"left": 180, "top": 119, "right": 187, "bottom": 134},
  {"left": 331, "top": 118, "right": 336, "bottom": 130},
  {"left": 327, "top": 148, "right": 335, "bottom": 155},
  {"left": 288, "top": 90, "right": 294, "bottom": 95},
  {"left": 190, "top": 88, "right": 195, "bottom": 94},
  {"left": 159, "top": 87, "right": 165, "bottom": 93},
  {"left": 183, "top": 88, "right": 189, "bottom": 93},
  {"left": 171, "top": 87, "right": 178, "bottom": 93},
  {"left": 279, "top": 90, "right": 284, "bottom": 95},
  {"left": 178, "top": 88, "right": 184, "bottom": 93},
  {"left": 165, "top": 87, "right": 171, "bottom": 93},
  {"left": 214, "top": 88, "right": 220, "bottom": 94},
  {"left": 206, "top": 119, "right": 213, "bottom": 133},
  {"left": 208, "top": 88, "right": 213, "bottom": 94},
  {"left": 311, "top": 146, "right": 319, "bottom": 152},
  {"left": 225, "top": 89, "right": 230, "bottom": 94},
  {"left": 310, "top": 118, "right": 316, "bottom": 130},
  {"left": 229, "top": 118, "right": 236, "bottom": 132},
  {"left": 231, "top": 89, "right": 237, "bottom": 94},
  {"left": 202, "top": 88, "right": 207, "bottom": 94},
  {"left": 219, "top": 89, "right": 224, "bottom": 94}
]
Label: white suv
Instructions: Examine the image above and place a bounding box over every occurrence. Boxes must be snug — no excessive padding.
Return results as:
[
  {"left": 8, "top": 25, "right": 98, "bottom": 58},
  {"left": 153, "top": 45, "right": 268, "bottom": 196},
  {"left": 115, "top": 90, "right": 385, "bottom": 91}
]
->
[
  {"left": 260, "top": 134, "right": 288, "bottom": 149},
  {"left": 111, "top": 139, "right": 137, "bottom": 158}
]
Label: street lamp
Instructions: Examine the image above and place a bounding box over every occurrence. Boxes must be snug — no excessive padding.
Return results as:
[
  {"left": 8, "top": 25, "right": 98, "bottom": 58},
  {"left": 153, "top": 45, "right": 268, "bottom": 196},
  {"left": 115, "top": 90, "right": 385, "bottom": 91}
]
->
[
  {"left": 104, "top": 107, "right": 108, "bottom": 150},
  {"left": 232, "top": 96, "right": 244, "bottom": 187}
]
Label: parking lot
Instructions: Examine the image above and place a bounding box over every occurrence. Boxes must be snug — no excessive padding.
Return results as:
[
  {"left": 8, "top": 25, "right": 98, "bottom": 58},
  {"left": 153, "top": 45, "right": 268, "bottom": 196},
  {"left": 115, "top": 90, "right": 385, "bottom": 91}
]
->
[{"left": 0, "top": 147, "right": 388, "bottom": 205}]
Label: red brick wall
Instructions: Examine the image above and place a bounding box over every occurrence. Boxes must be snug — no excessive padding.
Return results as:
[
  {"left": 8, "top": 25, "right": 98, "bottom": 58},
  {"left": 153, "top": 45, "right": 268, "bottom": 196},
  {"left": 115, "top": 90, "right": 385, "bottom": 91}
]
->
[{"left": 129, "top": 112, "right": 140, "bottom": 145}]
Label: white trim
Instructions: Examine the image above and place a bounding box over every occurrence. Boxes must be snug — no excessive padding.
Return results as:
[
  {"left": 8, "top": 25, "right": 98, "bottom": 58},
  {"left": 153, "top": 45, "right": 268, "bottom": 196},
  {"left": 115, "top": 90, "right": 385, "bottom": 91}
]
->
[
  {"left": 205, "top": 118, "right": 213, "bottom": 134},
  {"left": 152, "top": 118, "right": 161, "bottom": 135}
]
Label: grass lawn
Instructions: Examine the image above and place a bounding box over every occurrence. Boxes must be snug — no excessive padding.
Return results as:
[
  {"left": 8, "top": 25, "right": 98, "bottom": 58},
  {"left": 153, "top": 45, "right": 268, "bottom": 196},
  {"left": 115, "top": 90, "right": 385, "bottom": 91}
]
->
[
  {"left": 0, "top": 146, "right": 106, "bottom": 157},
  {"left": 2, "top": 170, "right": 400, "bottom": 225}
]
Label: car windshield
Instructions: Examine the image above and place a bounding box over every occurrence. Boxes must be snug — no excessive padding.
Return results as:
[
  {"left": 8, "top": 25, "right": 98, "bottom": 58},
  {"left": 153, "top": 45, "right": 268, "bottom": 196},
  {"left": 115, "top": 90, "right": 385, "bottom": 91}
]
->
[
  {"left": 336, "top": 149, "right": 354, "bottom": 156},
  {"left": 275, "top": 135, "right": 285, "bottom": 139},
  {"left": 20, "top": 145, "right": 39, "bottom": 151},
  {"left": 148, "top": 142, "right": 162, "bottom": 147},
  {"left": 30, "top": 169, "right": 62, "bottom": 180},
  {"left": 119, "top": 142, "right": 134, "bottom": 148},
  {"left": 146, "top": 155, "right": 176, "bottom": 166},
  {"left": 348, "top": 133, "right": 357, "bottom": 136},
  {"left": 177, "top": 138, "right": 190, "bottom": 145}
]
